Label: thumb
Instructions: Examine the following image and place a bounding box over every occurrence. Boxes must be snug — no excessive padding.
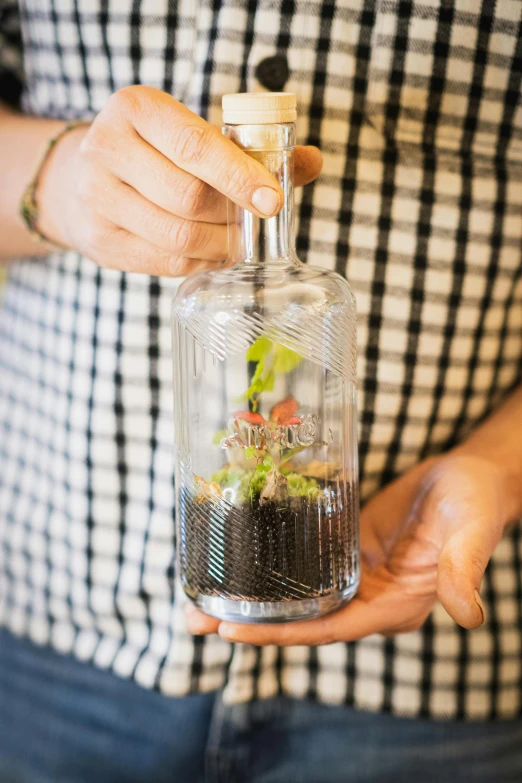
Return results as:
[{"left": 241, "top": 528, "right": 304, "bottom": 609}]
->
[
  {"left": 417, "top": 456, "right": 506, "bottom": 630},
  {"left": 294, "top": 145, "right": 323, "bottom": 187},
  {"left": 437, "top": 521, "right": 493, "bottom": 629}
]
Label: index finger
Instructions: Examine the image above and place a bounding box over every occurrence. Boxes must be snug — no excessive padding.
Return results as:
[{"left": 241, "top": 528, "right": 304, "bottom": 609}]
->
[
  {"left": 120, "top": 87, "right": 284, "bottom": 218},
  {"left": 214, "top": 596, "right": 393, "bottom": 646}
]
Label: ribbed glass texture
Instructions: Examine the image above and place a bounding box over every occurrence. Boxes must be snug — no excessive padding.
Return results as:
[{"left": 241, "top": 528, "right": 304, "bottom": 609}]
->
[{"left": 172, "top": 121, "right": 360, "bottom": 622}]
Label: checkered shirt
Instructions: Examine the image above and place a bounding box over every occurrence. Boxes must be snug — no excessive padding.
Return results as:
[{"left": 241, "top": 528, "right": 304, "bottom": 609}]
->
[{"left": 1, "top": 0, "right": 522, "bottom": 720}]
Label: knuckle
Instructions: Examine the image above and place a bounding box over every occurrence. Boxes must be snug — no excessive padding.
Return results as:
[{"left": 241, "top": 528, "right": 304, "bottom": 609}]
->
[
  {"left": 170, "top": 219, "right": 197, "bottom": 255},
  {"left": 85, "top": 215, "right": 123, "bottom": 252},
  {"left": 167, "top": 255, "right": 187, "bottom": 277},
  {"left": 219, "top": 158, "right": 251, "bottom": 199},
  {"left": 187, "top": 222, "right": 209, "bottom": 255},
  {"left": 175, "top": 124, "right": 213, "bottom": 166},
  {"left": 469, "top": 551, "right": 488, "bottom": 583},
  {"left": 79, "top": 121, "right": 115, "bottom": 162},
  {"left": 108, "top": 85, "right": 144, "bottom": 117},
  {"left": 78, "top": 125, "right": 102, "bottom": 161},
  {"left": 76, "top": 168, "right": 112, "bottom": 208},
  {"left": 87, "top": 222, "right": 111, "bottom": 251},
  {"left": 180, "top": 177, "right": 212, "bottom": 218},
  {"left": 152, "top": 213, "right": 177, "bottom": 246}
]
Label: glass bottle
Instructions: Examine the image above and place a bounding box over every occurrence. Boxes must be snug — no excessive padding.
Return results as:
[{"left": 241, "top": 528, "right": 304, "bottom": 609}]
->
[{"left": 172, "top": 92, "right": 359, "bottom": 623}]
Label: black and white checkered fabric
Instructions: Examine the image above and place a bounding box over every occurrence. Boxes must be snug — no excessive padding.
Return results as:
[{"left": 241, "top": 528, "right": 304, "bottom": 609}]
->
[
  {"left": 1, "top": 0, "right": 522, "bottom": 720},
  {"left": 0, "top": 0, "right": 22, "bottom": 106}
]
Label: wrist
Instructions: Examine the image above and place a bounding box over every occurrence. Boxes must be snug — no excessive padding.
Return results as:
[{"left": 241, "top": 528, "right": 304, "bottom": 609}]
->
[{"left": 37, "top": 123, "right": 89, "bottom": 248}]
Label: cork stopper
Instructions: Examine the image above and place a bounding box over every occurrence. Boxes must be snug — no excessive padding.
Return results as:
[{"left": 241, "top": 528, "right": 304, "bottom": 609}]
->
[{"left": 222, "top": 92, "right": 297, "bottom": 125}]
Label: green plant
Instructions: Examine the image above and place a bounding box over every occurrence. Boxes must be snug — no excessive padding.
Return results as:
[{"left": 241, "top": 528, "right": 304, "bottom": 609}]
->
[
  {"left": 211, "top": 338, "right": 323, "bottom": 504},
  {"left": 210, "top": 464, "right": 320, "bottom": 504},
  {"left": 237, "top": 337, "right": 303, "bottom": 411}
]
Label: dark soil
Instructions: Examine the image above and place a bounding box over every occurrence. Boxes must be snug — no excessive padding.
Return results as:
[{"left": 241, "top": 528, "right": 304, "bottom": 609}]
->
[{"left": 179, "top": 485, "right": 357, "bottom": 603}]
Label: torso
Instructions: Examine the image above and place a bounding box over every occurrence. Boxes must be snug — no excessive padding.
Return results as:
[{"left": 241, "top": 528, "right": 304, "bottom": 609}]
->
[{"left": 1, "top": 0, "right": 521, "bottom": 718}]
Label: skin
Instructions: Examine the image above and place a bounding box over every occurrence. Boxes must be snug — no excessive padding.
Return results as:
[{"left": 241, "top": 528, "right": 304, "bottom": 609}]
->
[
  {"left": 187, "top": 386, "right": 522, "bottom": 644},
  {"left": 0, "top": 85, "right": 323, "bottom": 265},
  {"left": 1, "top": 85, "right": 521, "bottom": 646}
]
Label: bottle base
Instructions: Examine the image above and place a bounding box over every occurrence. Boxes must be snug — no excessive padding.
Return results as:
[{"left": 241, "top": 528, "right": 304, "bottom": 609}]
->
[{"left": 188, "top": 577, "right": 360, "bottom": 624}]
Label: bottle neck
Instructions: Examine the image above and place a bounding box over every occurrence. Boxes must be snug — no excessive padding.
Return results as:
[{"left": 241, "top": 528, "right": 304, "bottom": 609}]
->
[{"left": 223, "top": 122, "right": 296, "bottom": 265}]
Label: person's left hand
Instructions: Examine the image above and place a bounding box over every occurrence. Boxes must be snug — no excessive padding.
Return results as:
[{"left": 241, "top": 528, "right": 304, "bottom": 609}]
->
[{"left": 185, "top": 453, "right": 514, "bottom": 645}]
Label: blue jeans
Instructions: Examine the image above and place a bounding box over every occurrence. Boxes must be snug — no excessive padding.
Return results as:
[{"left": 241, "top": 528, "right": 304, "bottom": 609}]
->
[{"left": 1, "top": 630, "right": 521, "bottom": 783}]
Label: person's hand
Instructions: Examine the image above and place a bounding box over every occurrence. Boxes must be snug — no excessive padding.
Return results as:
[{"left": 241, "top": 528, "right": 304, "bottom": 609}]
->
[
  {"left": 37, "top": 86, "right": 322, "bottom": 276},
  {"left": 185, "top": 453, "right": 515, "bottom": 645}
]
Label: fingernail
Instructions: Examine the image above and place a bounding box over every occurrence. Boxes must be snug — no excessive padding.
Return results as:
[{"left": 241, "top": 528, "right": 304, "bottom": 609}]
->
[
  {"left": 251, "top": 186, "right": 281, "bottom": 216},
  {"left": 474, "top": 589, "right": 486, "bottom": 625}
]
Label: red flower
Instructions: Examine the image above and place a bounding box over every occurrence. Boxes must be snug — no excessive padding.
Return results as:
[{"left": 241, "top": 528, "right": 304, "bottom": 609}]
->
[
  {"left": 233, "top": 411, "right": 266, "bottom": 424},
  {"left": 283, "top": 416, "right": 301, "bottom": 425},
  {"left": 234, "top": 396, "right": 302, "bottom": 428},
  {"left": 270, "top": 395, "right": 301, "bottom": 426}
]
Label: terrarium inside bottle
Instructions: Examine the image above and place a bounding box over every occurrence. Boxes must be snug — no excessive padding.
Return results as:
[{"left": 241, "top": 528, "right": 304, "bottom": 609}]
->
[{"left": 172, "top": 92, "right": 360, "bottom": 623}]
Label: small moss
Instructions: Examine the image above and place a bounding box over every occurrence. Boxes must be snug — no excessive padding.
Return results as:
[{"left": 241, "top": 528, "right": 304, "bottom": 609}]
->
[
  {"left": 210, "top": 465, "right": 321, "bottom": 503},
  {"left": 243, "top": 469, "right": 267, "bottom": 501},
  {"left": 287, "top": 473, "right": 320, "bottom": 499},
  {"left": 210, "top": 467, "right": 245, "bottom": 489}
]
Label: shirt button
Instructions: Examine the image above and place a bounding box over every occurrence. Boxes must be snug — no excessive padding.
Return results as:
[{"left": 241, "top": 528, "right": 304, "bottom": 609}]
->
[{"left": 255, "top": 54, "right": 290, "bottom": 92}]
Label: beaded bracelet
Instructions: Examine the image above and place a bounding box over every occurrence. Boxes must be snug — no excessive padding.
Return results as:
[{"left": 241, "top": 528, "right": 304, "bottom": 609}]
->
[{"left": 19, "top": 120, "right": 89, "bottom": 249}]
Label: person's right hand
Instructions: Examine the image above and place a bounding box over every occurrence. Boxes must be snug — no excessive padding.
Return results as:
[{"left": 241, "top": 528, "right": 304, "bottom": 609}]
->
[{"left": 37, "top": 86, "right": 322, "bottom": 277}]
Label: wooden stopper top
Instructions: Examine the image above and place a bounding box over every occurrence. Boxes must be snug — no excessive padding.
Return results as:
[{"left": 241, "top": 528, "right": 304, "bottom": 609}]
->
[{"left": 222, "top": 92, "right": 297, "bottom": 125}]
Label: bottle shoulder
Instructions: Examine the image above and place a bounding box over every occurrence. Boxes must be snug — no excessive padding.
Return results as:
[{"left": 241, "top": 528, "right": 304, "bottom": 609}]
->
[
  {"left": 173, "top": 262, "right": 357, "bottom": 379},
  {"left": 173, "top": 262, "right": 356, "bottom": 317}
]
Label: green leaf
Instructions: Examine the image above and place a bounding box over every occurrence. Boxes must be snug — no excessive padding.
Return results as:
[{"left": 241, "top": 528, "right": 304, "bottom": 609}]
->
[
  {"left": 237, "top": 360, "right": 276, "bottom": 406},
  {"left": 236, "top": 355, "right": 265, "bottom": 402},
  {"left": 262, "top": 369, "right": 275, "bottom": 392},
  {"left": 246, "top": 336, "right": 273, "bottom": 362},
  {"left": 244, "top": 446, "right": 255, "bottom": 460},
  {"left": 239, "top": 339, "right": 302, "bottom": 411},
  {"left": 273, "top": 344, "right": 303, "bottom": 374},
  {"left": 251, "top": 357, "right": 266, "bottom": 385}
]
